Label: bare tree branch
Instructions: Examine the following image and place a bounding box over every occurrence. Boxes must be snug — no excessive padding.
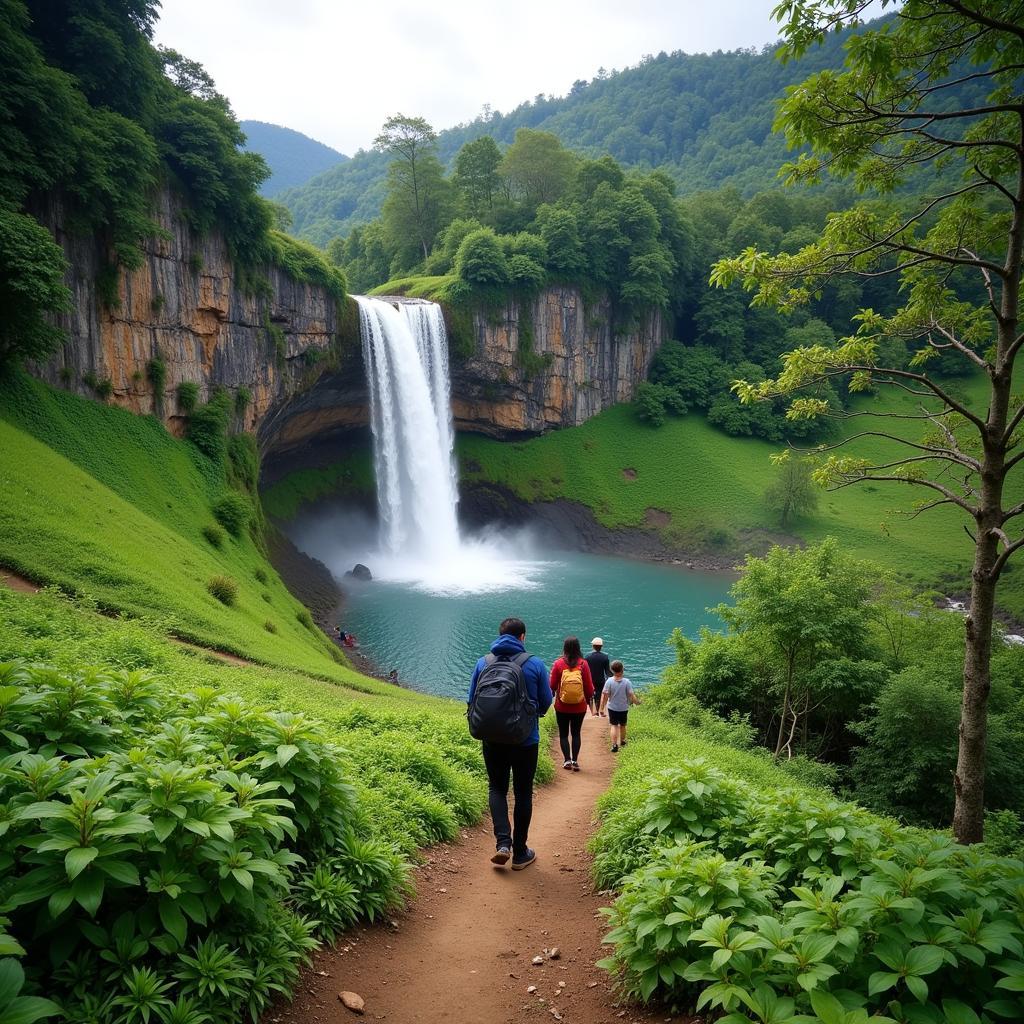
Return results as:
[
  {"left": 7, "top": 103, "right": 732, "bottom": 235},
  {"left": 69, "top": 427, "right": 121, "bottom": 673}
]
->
[
  {"left": 940, "top": 0, "right": 1024, "bottom": 45},
  {"left": 992, "top": 534, "right": 1024, "bottom": 578},
  {"left": 827, "top": 470, "right": 978, "bottom": 515}
]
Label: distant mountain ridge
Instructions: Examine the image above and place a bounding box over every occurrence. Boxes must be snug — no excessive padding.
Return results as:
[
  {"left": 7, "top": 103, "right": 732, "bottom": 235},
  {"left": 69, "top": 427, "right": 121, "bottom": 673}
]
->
[
  {"left": 240, "top": 121, "right": 348, "bottom": 198},
  {"left": 276, "top": 20, "right": 875, "bottom": 246}
]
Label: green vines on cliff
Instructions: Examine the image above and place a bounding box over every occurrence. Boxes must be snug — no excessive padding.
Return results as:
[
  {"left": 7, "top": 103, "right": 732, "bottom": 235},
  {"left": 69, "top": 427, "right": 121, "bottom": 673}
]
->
[{"left": 514, "top": 302, "right": 552, "bottom": 379}]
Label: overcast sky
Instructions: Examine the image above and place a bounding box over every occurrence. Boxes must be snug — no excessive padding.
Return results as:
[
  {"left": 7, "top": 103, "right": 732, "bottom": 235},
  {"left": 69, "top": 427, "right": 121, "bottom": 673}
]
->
[{"left": 153, "top": 1, "right": 792, "bottom": 155}]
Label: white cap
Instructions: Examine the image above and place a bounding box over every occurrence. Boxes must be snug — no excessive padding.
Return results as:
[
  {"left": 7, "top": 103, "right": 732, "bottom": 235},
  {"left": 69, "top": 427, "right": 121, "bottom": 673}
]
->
[{"left": 591, "top": 637, "right": 604, "bottom": 647}]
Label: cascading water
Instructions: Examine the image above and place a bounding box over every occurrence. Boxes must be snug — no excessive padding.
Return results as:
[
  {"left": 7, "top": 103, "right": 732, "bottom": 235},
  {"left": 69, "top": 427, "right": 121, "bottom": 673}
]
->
[{"left": 356, "top": 296, "right": 460, "bottom": 562}]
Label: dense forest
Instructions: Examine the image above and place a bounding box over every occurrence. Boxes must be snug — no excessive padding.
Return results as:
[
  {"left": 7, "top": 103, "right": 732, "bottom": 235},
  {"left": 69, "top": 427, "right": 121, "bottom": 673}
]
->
[{"left": 239, "top": 120, "right": 347, "bottom": 198}]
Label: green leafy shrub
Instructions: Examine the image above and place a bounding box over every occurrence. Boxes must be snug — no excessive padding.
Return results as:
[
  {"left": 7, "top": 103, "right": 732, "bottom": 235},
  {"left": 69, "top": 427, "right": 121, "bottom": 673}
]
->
[
  {"left": 206, "top": 574, "right": 238, "bottom": 605},
  {"left": 187, "top": 391, "right": 232, "bottom": 461},
  {"left": 0, "top": 660, "right": 408, "bottom": 1019},
  {"left": 211, "top": 493, "right": 253, "bottom": 538},
  {"left": 201, "top": 523, "right": 225, "bottom": 548},
  {"left": 296, "top": 608, "right": 314, "bottom": 632},
  {"left": 226, "top": 434, "right": 260, "bottom": 494},
  {"left": 176, "top": 382, "right": 199, "bottom": 413},
  {"left": 455, "top": 228, "right": 510, "bottom": 285},
  {"left": 234, "top": 388, "right": 251, "bottom": 416},
  {"left": 147, "top": 357, "right": 167, "bottom": 398},
  {"left": 263, "top": 620, "right": 277, "bottom": 634},
  {"left": 253, "top": 568, "right": 268, "bottom": 585},
  {"left": 595, "top": 754, "right": 1024, "bottom": 1021},
  {"left": 0, "top": 209, "right": 71, "bottom": 366}
]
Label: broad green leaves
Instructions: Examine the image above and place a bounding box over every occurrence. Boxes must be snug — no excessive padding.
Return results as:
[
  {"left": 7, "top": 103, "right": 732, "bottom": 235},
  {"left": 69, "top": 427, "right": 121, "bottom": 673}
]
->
[
  {"left": 597, "top": 757, "right": 1024, "bottom": 1021},
  {"left": 0, "top": 660, "right": 407, "bottom": 1020}
]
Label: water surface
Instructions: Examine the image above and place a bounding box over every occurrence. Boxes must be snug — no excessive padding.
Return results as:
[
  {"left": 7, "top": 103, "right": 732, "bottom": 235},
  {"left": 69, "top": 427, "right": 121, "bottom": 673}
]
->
[{"left": 334, "top": 549, "right": 733, "bottom": 699}]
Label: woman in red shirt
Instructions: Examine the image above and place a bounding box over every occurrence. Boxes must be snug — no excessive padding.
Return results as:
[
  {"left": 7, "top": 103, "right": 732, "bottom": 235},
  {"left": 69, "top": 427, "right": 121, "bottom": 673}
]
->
[{"left": 550, "top": 636, "right": 595, "bottom": 772}]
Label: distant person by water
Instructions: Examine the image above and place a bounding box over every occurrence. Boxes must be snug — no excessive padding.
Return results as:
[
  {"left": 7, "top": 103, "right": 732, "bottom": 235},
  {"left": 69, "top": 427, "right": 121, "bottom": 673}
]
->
[
  {"left": 467, "top": 616, "right": 551, "bottom": 871},
  {"left": 600, "top": 660, "right": 641, "bottom": 752},
  {"left": 550, "top": 636, "right": 594, "bottom": 772},
  {"left": 584, "top": 637, "right": 611, "bottom": 717}
]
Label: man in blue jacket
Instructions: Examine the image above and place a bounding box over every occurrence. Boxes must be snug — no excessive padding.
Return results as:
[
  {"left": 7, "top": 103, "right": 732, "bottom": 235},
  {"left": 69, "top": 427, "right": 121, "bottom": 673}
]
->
[{"left": 468, "top": 616, "right": 551, "bottom": 870}]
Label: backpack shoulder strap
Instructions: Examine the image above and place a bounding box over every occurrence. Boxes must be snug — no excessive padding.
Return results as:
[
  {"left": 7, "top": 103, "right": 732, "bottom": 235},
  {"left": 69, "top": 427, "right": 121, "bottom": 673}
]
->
[{"left": 512, "top": 651, "right": 531, "bottom": 667}]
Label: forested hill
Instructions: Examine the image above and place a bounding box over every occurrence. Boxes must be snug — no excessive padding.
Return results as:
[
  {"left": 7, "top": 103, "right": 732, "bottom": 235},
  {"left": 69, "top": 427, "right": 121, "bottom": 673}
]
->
[
  {"left": 279, "top": 17, "right": 870, "bottom": 246},
  {"left": 240, "top": 120, "right": 348, "bottom": 197}
]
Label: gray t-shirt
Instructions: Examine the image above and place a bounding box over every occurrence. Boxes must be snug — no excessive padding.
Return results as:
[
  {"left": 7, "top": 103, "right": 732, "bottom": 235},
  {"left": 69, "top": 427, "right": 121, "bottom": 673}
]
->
[{"left": 603, "top": 676, "right": 633, "bottom": 713}]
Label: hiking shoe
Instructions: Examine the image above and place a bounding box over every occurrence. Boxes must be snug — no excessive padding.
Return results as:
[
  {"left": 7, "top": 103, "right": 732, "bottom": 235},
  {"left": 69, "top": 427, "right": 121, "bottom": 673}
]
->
[
  {"left": 491, "top": 847, "right": 511, "bottom": 866},
  {"left": 611, "top": 744, "right": 619, "bottom": 752},
  {"left": 571, "top": 761, "right": 580, "bottom": 772},
  {"left": 511, "top": 848, "right": 537, "bottom": 870},
  {"left": 562, "top": 760, "right": 572, "bottom": 770}
]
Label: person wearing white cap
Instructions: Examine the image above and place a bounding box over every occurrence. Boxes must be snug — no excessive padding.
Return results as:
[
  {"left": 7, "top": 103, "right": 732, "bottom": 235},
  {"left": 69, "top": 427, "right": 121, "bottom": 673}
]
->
[{"left": 584, "top": 637, "right": 611, "bottom": 717}]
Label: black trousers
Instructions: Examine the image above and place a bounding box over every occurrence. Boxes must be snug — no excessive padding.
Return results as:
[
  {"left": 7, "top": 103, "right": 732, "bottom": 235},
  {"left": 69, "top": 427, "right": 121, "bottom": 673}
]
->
[
  {"left": 481, "top": 741, "right": 539, "bottom": 854},
  {"left": 556, "top": 710, "right": 586, "bottom": 762}
]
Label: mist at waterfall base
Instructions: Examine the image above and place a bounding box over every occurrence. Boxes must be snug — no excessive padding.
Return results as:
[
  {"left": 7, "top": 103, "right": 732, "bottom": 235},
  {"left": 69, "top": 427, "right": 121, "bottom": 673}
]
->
[{"left": 284, "top": 296, "right": 732, "bottom": 699}]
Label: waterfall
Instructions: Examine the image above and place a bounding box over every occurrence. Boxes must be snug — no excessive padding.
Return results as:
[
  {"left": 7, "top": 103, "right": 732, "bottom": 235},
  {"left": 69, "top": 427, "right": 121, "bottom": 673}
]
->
[{"left": 356, "top": 296, "right": 461, "bottom": 561}]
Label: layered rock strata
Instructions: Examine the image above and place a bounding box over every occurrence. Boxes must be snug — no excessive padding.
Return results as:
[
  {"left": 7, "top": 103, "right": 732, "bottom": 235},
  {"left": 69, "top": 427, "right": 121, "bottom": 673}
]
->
[{"left": 31, "top": 189, "right": 348, "bottom": 436}]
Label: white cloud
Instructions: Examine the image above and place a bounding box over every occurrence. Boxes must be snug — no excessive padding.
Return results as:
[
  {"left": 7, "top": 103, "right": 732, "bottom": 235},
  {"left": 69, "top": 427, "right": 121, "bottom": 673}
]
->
[{"left": 153, "top": 0, "right": 788, "bottom": 154}]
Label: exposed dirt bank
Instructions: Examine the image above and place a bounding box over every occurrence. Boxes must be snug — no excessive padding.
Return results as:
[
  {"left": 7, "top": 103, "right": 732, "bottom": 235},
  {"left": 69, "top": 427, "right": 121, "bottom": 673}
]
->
[{"left": 271, "top": 716, "right": 690, "bottom": 1024}]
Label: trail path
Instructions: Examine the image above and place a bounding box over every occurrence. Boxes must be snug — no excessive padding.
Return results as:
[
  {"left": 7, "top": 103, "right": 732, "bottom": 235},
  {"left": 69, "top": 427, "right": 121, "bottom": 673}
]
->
[{"left": 275, "top": 716, "right": 683, "bottom": 1024}]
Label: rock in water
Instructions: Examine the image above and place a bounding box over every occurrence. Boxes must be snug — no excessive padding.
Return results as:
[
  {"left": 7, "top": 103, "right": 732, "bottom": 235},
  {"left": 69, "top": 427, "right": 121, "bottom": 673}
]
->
[
  {"left": 345, "top": 563, "right": 372, "bottom": 581},
  {"left": 338, "top": 991, "right": 365, "bottom": 1014}
]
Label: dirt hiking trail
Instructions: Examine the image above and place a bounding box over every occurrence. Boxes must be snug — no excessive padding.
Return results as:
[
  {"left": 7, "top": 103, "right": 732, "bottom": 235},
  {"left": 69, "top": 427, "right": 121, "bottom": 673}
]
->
[{"left": 274, "top": 716, "right": 688, "bottom": 1024}]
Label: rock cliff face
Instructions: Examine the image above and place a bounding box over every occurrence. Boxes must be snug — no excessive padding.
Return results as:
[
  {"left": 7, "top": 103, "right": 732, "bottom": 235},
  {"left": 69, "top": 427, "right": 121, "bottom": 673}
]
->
[
  {"left": 30, "top": 190, "right": 663, "bottom": 449},
  {"left": 31, "top": 188, "right": 349, "bottom": 436},
  {"left": 451, "top": 286, "right": 663, "bottom": 437},
  {"left": 264, "top": 288, "right": 664, "bottom": 451}
]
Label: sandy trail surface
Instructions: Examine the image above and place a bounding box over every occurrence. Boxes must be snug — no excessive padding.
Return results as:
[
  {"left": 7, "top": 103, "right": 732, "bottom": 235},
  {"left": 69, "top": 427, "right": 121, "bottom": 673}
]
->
[{"left": 273, "top": 715, "right": 687, "bottom": 1024}]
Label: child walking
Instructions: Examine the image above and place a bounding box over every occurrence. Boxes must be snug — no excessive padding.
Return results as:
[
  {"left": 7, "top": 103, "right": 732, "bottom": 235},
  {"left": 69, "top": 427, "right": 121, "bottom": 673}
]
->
[{"left": 599, "top": 660, "right": 641, "bottom": 752}]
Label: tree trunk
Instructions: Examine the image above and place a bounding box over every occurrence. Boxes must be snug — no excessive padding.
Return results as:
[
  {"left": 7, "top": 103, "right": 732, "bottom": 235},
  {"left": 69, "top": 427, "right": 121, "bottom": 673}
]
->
[
  {"left": 774, "top": 651, "right": 795, "bottom": 757},
  {"left": 952, "top": 535, "right": 998, "bottom": 844}
]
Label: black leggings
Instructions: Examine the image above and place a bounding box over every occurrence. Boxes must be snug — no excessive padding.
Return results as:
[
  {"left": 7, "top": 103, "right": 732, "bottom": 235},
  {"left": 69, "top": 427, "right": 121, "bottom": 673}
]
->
[{"left": 556, "top": 711, "right": 586, "bottom": 762}]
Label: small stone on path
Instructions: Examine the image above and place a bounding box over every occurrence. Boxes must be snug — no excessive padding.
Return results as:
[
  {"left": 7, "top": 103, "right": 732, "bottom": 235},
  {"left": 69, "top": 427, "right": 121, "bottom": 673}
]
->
[
  {"left": 338, "top": 991, "right": 365, "bottom": 1015},
  {"left": 527, "top": 986, "right": 537, "bottom": 994},
  {"left": 548, "top": 947, "right": 561, "bottom": 959},
  {"left": 532, "top": 955, "right": 545, "bottom": 965}
]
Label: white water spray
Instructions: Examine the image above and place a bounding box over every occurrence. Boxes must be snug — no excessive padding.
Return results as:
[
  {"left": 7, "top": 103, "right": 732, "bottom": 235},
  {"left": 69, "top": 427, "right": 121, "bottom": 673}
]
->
[{"left": 356, "top": 296, "right": 460, "bottom": 561}]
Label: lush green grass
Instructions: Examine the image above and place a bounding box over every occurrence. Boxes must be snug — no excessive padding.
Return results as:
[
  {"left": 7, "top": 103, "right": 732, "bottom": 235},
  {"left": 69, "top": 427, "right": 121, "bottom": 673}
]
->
[
  {"left": 457, "top": 383, "right": 1024, "bottom": 618},
  {"left": 0, "top": 373, "right": 361, "bottom": 671},
  {"left": 368, "top": 274, "right": 458, "bottom": 300}
]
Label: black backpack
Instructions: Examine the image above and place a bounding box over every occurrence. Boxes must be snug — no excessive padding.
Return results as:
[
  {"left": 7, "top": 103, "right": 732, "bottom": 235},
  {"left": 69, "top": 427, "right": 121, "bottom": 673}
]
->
[{"left": 467, "top": 651, "right": 537, "bottom": 744}]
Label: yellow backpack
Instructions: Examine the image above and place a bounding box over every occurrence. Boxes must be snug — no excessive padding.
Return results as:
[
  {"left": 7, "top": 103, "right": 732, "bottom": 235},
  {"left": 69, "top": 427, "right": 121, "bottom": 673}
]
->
[{"left": 559, "top": 664, "right": 585, "bottom": 704}]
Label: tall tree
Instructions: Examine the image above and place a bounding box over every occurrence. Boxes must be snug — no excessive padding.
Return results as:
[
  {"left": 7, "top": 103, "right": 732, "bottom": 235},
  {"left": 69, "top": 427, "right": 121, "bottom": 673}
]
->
[
  {"left": 712, "top": 0, "right": 1024, "bottom": 842},
  {"left": 499, "top": 128, "right": 577, "bottom": 211},
  {"left": 765, "top": 456, "right": 819, "bottom": 527},
  {"left": 453, "top": 136, "right": 502, "bottom": 219},
  {"left": 374, "top": 114, "right": 447, "bottom": 261}
]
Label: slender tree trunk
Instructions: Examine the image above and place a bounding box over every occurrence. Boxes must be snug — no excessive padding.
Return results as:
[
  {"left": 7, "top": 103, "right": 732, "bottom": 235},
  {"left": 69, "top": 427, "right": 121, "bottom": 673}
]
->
[
  {"left": 953, "top": 118, "right": 1023, "bottom": 843},
  {"left": 774, "top": 650, "right": 795, "bottom": 757}
]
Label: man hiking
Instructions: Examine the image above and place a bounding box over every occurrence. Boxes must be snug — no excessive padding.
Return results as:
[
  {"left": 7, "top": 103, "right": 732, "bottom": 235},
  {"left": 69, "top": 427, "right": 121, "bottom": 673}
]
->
[
  {"left": 467, "top": 616, "right": 551, "bottom": 870},
  {"left": 584, "top": 637, "right": 611, "bottom": 717}
]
